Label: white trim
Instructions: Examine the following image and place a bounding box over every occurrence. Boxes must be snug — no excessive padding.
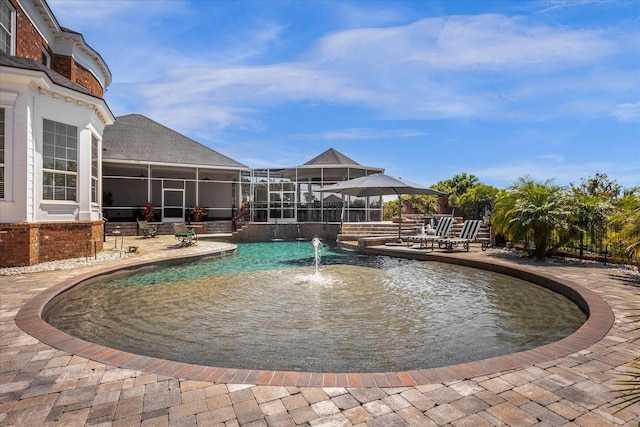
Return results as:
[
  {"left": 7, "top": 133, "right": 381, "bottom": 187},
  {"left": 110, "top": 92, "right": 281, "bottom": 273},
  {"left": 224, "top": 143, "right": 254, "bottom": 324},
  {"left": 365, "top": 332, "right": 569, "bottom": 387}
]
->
[
  {"left": 0, "top": 0, "right": 16, "bottom": 55},
  {"left": 16, "top": 0, "right": 112, "bottom": 89},
  {"left": 162, "top": 187, "right": 185, "bottom": 222},
  {"left": 102, "top": 158, "right": 249, "bottom": 172},
  {"left": 15, "top": 0, "right": 55, "bottom": 48},
  {"left": 41, "top": 48, "right": 50, "bottom": 68},
  {"left": 0, "top": 91, "right": 16, "bottom": 202},
  {"left": 0, "top": 66, "right": 114, "bottom": 125}
]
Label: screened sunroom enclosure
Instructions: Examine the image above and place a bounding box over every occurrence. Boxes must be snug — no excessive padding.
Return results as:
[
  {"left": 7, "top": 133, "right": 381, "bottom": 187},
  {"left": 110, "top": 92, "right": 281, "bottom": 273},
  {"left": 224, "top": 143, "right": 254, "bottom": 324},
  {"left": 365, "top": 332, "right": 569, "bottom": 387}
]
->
[
  {"left": 242, "top": 166, "right": 384, "bottom": 224},
  {"left": 102, "top": 166, "right": 383, "bottom": 224},
  {"left": 102, "top": 146, "right": 385, "bottom": 225},
  {"left": 102, "top": 163, "right": 244, "bottom": 223}
]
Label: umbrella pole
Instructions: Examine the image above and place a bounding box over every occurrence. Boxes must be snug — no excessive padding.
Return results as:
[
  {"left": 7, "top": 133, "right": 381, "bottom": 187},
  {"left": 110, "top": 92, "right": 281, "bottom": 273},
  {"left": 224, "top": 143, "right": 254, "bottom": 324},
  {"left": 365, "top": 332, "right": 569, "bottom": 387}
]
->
[{"left": 397, "top": 194, "right": 402, "bottom": 242}]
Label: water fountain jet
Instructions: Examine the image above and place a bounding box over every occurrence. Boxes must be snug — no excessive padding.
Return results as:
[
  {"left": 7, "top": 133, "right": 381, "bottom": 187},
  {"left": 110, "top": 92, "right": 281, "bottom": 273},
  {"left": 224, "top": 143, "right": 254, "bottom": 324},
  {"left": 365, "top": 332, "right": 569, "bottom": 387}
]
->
[
  {"left": 271, "top": 222, "right": 283, "bottom": 242},
  {"left": 296, "top": 224, "right": 305, "bottom": 241},
  {"left": 312, "top": 236, "right": 322, "bottom": 276}
]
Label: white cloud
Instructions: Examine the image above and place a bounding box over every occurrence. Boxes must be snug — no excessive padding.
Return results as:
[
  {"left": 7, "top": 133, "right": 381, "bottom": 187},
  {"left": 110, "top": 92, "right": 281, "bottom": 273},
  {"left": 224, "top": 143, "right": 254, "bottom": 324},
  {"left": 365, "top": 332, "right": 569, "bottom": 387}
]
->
[
  {"left": 537, "top": 154, "right": 565, "bottom": 163},
  {"left": 72, "top": 5, "right": 636, "bottom": 136},
  {"left": 48, "top": 0, "right": 188, "bottom": 26},
  {"left": 312, "top": 15, "right": 614, "bottom": 71},
  {"left": 318, "top": 128, "right": 426, "bottom": 141},
  {"left": 613, "top": 102, "right": 640, "bottom": 123}
]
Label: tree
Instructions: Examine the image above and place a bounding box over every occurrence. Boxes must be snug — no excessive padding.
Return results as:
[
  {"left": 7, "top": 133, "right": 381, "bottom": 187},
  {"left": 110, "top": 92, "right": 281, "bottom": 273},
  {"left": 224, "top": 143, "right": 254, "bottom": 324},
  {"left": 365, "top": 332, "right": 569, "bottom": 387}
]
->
[
  {"left": 457, "top": 184, "right": 500, "bottom": 219},
  {"left": 607, "top": 188, "right": 640, "bottom": 269},
  {"left": 383, "top": 198, "right": 399, "bottom": 221},
  {"left": 572, "top": 172, "right": 621, "bottom": 200},
  {"left": 433, "top": 173, "right": 480, "bottom": 206},
  {"left": 491, "top": 177, "right": 577, "bottom": 260},
  {"left": 383, "top": 195, "right": 438, "bottom": 220},
  {"left": 570, "top": 174, "right": 617, "bottom": 255}
]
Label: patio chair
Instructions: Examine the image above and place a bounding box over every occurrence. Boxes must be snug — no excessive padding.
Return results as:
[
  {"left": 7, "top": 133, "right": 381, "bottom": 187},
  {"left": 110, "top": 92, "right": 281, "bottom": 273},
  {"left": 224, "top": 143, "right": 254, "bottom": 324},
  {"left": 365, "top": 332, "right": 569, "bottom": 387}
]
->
[
  {"left": 137, "top": 220, "right": 157, "bottom": 238},
  {"left": 174, "top": 223, "right": 197, "bottom": 247},
  {"left": 438, "top": 220, "right": 483, "bottom": 252},
  {"left": 408, "top": 216, "right": 455, "bottom": 250}
]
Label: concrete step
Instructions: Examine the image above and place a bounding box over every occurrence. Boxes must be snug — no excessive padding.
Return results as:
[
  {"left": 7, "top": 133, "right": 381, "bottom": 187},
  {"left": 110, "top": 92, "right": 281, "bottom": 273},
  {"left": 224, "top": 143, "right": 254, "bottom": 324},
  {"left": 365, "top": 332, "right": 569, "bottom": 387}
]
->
[{"left": 338, "top": 219, "right": 490, "bottom": 242}]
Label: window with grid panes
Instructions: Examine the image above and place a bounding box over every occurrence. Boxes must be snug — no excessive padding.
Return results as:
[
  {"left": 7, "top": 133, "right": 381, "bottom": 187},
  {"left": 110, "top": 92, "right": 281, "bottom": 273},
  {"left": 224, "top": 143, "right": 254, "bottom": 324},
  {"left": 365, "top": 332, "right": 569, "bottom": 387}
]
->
[
  {"left": 0, "top": 108, "right": 4, "bottom": 199},
  {"left": 0, "top": 0, "right": 14, "bottom": 55},
  {"left": 43, "top": 119, "right": 78, "bottom": 201},
  {"left": 91, "top": 134, "right": 98, "bottom": 203}
]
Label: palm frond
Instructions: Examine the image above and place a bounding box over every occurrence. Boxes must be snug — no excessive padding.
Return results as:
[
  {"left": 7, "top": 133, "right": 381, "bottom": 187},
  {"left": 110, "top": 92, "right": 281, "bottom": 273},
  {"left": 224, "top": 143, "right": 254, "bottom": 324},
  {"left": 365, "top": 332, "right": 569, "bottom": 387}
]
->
[{"left": 611, "top": 358, "right": 640, "bottom": 412}]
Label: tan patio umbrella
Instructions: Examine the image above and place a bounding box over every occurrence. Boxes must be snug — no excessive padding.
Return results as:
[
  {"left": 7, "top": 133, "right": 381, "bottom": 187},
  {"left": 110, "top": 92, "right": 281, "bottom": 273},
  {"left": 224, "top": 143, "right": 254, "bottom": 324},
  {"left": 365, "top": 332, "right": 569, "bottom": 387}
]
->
[{"left": 322, "top": 174, "right": 445, "bottom": 242}]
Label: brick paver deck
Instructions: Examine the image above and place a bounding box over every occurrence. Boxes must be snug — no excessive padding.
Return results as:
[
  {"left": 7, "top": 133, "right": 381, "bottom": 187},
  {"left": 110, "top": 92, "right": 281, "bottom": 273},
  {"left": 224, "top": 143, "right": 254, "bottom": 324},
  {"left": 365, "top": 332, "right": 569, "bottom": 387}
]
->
[{"left": 1, "top": 235, "right": 639, "bottom": 426}]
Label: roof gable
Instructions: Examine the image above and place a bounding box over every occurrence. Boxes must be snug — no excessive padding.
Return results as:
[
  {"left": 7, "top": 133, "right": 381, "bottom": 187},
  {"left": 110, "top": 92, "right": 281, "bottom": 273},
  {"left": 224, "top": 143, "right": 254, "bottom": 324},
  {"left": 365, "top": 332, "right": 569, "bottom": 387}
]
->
[
  {"left": 303, "top": 148, "right": 361, "bottom": 166},
  {"left": 102, "top": 114, "right": 247, "bottom": 169}
]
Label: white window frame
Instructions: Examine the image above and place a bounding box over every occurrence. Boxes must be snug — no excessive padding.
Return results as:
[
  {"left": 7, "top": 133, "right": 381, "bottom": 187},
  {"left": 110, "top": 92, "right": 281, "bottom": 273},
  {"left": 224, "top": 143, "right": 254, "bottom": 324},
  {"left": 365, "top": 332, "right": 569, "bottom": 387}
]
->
[
  {"left": 42, "top": 119, "right": 78, "bottom": 202},
  {"left": 91, "top": 133, "right": 99, "bottom": 204},
  {"left": 0, "top": 0, "right": 15, "bottom": 55},
  {"left": 0, "top": 107, "right": 5, "bottom": 200},
  {"left": 41, "top": 49, "right": 51, "bottom": 68}
]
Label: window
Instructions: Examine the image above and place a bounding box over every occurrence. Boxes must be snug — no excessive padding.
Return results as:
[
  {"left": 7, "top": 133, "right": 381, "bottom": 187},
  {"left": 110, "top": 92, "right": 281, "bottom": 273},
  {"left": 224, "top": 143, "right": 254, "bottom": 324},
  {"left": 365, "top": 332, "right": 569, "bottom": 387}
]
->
[
  {"left": 41, "top": 49, "right": 50, "bottom": 68},
  {"left": 0, "top": 108, "right": 4, "bottom": 199},
  {"left": 91, "top": 134, "right": 98, "bottom": 203},
  {"left": 0, "top": 0, "right": 14, "bottom": 55},
  {"left": 43, "top": 119, "right": 77, "bottom": 201}
]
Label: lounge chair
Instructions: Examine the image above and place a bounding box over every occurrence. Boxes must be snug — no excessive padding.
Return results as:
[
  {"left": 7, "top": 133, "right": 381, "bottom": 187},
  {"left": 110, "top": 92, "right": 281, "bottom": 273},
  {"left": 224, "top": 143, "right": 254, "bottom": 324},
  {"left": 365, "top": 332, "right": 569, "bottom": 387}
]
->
[
  {"left": 137, "top": 220, "right": 157, "bottom": 238},
  {"left": 174, "top": 223, "right": 197, "bottom": 246},
  {"left": 438, "top": 220, "right": 483, "bottom": 252},
  {"left": 408, "top": 216, "right": 455, "bottom": 250}
]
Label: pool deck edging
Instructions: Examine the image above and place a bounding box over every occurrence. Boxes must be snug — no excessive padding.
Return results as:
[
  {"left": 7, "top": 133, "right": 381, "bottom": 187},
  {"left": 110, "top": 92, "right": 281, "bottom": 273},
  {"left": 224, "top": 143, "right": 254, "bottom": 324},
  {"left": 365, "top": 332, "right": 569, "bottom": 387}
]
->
[{"left": 15, "top": 243, "right": 616, "bottom": 389}]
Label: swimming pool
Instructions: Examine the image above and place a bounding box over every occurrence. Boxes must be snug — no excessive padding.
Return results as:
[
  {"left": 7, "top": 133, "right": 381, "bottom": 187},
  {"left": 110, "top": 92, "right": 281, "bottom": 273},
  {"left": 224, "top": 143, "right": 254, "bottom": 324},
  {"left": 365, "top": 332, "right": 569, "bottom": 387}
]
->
[{"left": 44, "top": 241, "right": 586, "bottom": 373}]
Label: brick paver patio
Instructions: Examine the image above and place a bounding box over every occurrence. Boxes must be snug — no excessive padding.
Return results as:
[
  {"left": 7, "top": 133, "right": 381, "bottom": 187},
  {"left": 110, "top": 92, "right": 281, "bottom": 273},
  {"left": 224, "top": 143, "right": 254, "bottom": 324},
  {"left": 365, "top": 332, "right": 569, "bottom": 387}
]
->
[{"left": 1, "top": 235, "right": 639, "bottom": 426}]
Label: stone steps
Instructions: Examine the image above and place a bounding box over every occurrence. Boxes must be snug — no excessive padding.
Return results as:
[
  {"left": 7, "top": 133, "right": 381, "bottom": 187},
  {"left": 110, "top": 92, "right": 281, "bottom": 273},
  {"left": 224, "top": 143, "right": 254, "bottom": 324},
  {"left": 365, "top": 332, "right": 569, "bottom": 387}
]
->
[{"left": 339, "top": 218, "right": 490, "bottom": 242}]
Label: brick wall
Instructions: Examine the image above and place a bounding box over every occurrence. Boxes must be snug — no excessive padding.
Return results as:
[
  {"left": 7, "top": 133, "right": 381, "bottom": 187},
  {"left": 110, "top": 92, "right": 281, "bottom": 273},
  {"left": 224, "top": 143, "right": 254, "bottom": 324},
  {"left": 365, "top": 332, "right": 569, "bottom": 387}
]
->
[
  {"left": 72, "top": 60, "right": 103, "bottom": 97},
  {"left": 0, "top": 223, "right": 38, "bottom": 267},
  {"left": 13, "top": 0, "right": 47, "bottom": 60},
  {"left": 0, "top": 222, "right": 104, "bottom": 267},
  {"left": 10, "top": 0, "right": 104, "bottom": 98},
  {"left": 52, "top": 54, "right": 72, "bottom": 79}
]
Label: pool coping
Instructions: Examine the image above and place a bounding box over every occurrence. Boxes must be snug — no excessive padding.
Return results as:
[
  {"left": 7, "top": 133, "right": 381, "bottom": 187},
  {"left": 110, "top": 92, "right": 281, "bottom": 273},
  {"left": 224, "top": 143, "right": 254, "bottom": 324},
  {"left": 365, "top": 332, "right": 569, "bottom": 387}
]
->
[{"left": 15, "top": 244, "right": 615, "bottom": 388}]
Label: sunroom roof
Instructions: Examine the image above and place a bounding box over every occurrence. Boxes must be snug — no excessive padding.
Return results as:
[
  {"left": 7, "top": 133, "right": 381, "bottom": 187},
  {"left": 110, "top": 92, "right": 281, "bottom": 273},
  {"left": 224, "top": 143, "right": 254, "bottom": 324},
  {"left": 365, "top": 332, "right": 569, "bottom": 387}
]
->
[
  {"left": 102, "top": 114, "right": 248, "bottom": 169},
  {"left": 303, "top": 148, "right": 361, "bottom": 166}
]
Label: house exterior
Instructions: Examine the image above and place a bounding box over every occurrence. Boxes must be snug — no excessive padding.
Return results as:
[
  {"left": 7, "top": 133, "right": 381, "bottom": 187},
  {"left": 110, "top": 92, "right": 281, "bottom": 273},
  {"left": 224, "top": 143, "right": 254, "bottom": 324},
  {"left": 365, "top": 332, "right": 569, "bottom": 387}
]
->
[
  {"left": 0, "top": 0, "right": 387, "bottom": 267},
  {"left": 101, "top": 118, "right": 384, "bottom": 228},
  {"left": 0, "top": 0, "right": 114, "bottom": 267}
]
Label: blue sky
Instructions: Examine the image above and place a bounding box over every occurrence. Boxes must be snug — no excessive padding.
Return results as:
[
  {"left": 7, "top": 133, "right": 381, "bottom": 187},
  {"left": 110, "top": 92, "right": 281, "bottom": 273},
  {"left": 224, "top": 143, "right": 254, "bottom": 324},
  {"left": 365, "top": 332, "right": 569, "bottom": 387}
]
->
[{"left": 49, "top": 0, "right": 639, "bottom": 189}]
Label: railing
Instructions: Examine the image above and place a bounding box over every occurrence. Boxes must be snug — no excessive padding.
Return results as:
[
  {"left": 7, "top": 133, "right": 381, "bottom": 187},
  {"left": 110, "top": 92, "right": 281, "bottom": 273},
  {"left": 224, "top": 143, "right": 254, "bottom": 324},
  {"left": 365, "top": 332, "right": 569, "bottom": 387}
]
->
[
  {"left": 103, "top": 207, "right": 233, "bottom": 222},
  {"left": 502, "top": 225, "right": 635, "bottom": 265}
]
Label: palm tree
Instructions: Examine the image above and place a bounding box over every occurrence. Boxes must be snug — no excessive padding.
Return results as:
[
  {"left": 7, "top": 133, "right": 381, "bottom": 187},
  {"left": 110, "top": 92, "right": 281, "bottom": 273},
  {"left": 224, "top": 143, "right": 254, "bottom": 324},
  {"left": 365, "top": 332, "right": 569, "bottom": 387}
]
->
[{"left": 492, "top": 177, "right": 576, "bottom": 260}]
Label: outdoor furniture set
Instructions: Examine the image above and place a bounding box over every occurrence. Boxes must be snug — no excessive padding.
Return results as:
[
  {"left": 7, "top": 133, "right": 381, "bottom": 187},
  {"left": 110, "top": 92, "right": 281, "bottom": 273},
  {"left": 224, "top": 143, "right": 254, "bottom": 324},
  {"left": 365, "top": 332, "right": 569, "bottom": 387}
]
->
[
  {"left": 173, "top": 223, "right": 198, "bottom": 247},
  {"left": 409, "top": 218, "right": 487, "bottom": 252},
  {"left": 137, "top": 220, "right": 157, "bottom": 238}
]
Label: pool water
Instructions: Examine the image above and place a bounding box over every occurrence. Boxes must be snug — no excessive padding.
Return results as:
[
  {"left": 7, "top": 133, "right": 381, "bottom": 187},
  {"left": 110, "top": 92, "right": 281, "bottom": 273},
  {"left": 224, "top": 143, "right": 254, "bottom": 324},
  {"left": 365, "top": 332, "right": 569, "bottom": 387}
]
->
[{"left": 45, "top": 241, "right": 586, "bottom": 373}]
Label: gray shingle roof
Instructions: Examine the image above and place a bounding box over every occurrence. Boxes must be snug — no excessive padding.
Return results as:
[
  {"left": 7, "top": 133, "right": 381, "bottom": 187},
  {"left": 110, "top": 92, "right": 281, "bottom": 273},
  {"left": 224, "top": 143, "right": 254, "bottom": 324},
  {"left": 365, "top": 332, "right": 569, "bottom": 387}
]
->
[
  {"left": 102, "top": 114, "right": 247, "bottom": 169},
  {"left": 303, "top": 148, "right": 361, "bottom": 166},
  {"left": 0, "top": 52, "right": 94, "bottom": 97}
]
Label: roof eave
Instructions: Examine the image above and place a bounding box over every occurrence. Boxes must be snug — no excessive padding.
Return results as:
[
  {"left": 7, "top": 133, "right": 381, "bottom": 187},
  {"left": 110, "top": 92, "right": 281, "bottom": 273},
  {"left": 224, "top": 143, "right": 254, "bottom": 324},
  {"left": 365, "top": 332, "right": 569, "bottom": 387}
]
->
[
  {"left": 1, "top": 64, "right": 115, "bottom": 125},
  {"left": 102, "top": 158, "right": 249, "bottom": 171}
]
